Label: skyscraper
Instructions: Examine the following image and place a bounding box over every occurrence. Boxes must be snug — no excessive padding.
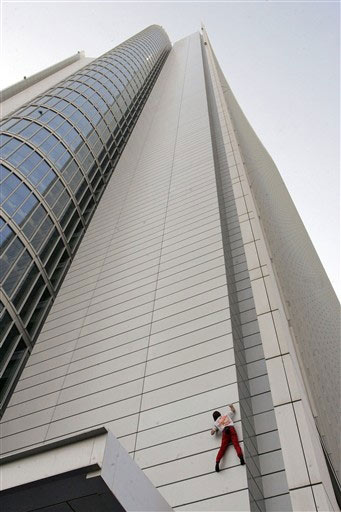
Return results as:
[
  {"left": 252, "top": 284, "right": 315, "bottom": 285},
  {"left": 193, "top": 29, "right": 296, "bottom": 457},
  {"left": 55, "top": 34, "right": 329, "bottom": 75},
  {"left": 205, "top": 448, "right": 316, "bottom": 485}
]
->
[{"left": 0, "top": 25, "right": 339, "bottom": 512}]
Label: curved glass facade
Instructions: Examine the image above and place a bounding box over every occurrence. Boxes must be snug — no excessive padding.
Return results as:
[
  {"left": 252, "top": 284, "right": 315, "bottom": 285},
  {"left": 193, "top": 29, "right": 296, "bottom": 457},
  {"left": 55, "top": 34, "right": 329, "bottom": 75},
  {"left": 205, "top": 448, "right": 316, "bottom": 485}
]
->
[{"left": 0, "top": 25, "right": 171, "bottom": 415}]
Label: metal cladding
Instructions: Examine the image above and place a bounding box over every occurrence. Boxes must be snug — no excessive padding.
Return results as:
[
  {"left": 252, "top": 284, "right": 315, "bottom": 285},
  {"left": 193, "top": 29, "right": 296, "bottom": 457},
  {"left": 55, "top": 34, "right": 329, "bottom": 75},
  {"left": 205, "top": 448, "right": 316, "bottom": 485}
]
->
[{"left": 0, "top": 25, "right": 171, "bottom": 415}]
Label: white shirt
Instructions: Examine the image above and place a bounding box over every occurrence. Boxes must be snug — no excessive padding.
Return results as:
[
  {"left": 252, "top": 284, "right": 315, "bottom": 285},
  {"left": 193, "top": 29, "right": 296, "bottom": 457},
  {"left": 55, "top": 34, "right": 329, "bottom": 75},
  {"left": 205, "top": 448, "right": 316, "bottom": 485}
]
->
[{"left": 213, "top": 406, "right": 235, "bottom": 432}]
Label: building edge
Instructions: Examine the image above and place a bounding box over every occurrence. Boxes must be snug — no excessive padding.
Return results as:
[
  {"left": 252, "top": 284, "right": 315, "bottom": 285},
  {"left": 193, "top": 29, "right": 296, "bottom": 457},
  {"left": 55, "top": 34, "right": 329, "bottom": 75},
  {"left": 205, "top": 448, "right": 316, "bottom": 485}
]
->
[
  {"left": 0, "top": 53, "right": 95, "bottom": 119},
  {"left": 1, "top": 52, "right": 86, "bottom": 103},
  {"left": 201, "top": 25, "right": 340, "bottom": 510}
]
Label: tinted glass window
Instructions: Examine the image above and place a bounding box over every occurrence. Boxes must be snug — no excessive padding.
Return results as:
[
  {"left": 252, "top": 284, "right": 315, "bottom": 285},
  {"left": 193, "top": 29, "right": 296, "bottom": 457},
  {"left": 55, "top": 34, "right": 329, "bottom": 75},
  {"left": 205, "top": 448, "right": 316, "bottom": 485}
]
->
[
  {"left": 37, "top": 169, "right": 57, "bottom": 195},
  {"left": 19, "top": 151, "right": 41, "bottom": 176},
  {"left": 0, "top": 173, "right": 21, "bottom": 202},
  {"left": 0, "top": 222, "right": 15, "bottom": 252},
  {"left": 1, "top": 236, "right": 25, "bottom": 282},
  {"left": 0, "top": 164, "right": 11, "bottom": 182},
  {"left": 0, "top": 134, "right": 11, "bottom": 147},
  {"left": 22, "top": 204, "right": 46, "bottom": 239},
  {"left": 13, "top": 194, "right": 38, "bottom": 226}
]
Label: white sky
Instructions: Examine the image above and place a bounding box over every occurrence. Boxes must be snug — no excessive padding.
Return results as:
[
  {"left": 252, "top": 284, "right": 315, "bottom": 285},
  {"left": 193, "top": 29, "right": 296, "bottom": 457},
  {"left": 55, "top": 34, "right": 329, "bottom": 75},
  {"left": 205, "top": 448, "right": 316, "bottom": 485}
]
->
[{"left": 1, "top": 0, "right": 340, "bottom": 298}]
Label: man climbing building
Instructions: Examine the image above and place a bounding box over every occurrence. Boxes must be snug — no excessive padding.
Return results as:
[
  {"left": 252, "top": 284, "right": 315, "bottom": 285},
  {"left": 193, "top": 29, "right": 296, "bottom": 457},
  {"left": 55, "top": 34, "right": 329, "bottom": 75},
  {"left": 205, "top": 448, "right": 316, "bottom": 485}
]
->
[{"left": 210, "top": 404, "right": 245, "bottom": 472}]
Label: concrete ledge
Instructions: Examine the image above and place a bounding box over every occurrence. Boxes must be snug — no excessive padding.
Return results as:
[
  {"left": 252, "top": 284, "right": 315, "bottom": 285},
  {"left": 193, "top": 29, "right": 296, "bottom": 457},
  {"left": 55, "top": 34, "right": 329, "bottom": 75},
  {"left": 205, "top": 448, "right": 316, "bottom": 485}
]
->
[
  {"left": 0, "top": 426, "right": 107, "bottom": 465},
  {"left": 0, "top": 428, "right": 173, "bottom": 511}
]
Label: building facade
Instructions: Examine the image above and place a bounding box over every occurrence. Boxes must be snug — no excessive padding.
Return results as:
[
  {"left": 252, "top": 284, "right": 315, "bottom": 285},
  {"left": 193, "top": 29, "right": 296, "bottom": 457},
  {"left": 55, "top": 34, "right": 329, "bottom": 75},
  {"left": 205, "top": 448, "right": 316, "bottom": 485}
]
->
[
  {"left": 0, "top": 25, "right": 171, "bottom": 415},
  {"left": 0, "top": 25, "right": 339, "bottom": 512}
]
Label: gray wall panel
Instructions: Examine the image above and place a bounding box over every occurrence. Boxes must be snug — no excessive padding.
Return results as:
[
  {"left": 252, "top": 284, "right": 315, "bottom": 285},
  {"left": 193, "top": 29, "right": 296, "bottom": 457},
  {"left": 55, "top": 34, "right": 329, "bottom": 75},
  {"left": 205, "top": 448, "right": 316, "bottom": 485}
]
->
[{"left": 0, "top": 32, "right": 250, "bottom": 510}]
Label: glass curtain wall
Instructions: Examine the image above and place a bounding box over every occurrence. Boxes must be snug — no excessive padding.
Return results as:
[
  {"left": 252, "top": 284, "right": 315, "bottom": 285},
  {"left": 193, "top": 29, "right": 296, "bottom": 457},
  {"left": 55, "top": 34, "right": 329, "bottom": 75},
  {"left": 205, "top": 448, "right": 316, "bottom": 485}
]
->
[{"left": 0, "top": 25, "right": 171, "bottom": 416}]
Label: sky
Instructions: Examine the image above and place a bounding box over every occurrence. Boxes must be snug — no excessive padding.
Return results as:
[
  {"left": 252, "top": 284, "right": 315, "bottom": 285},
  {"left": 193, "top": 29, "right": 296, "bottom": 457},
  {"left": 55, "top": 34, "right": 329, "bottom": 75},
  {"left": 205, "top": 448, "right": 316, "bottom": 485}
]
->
[{"left": 1, "top": 0, "right": 340, "bottom": 298}]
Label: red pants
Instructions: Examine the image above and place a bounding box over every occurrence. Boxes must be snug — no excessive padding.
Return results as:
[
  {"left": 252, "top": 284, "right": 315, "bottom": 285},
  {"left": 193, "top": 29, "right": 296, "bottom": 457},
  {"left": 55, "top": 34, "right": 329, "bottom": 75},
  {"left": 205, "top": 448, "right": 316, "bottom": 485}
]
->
[{"left": 216, "top": 426, "right": 242, "bottom": 462}]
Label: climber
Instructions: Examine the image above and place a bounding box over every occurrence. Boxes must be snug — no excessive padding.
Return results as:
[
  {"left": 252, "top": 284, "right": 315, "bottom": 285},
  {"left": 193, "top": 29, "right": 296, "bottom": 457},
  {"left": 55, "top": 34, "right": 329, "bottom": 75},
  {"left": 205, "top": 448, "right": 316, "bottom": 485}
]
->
[{"left": 210, "top": 404, "right": 245, "bottom": 472}]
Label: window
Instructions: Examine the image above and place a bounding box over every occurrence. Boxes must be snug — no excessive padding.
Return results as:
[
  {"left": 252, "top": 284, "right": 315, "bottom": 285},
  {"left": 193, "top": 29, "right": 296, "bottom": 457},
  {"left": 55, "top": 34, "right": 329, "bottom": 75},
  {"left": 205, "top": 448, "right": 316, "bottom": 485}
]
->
[
  {"left": 13, "top": 193, "right": 38, "bottom": 227},
  {"left": 19, "top": 151, "right": 41, "bottom": 176},
  {"left": 49, "top": 142, "right": 66, "bottom": 162},
  {"left": 55, "top": 151, "right": 72, "bottom": 171},
  {"left": 0, "top": 173, "right": 22, "bottom": 204},
  {"left": 29, "top": 160, "right": 50, "bottom": 185},
  {"left": 30, "top": 128, "right": 50, "bottom": 146},
  {"left": 45, "top": 180, "right": 63, "bottom": 207},
  {"left": 53, "top": 189, "right": 69, "bottom": 218},
  {"left": 39, "top": 110, "right": 55, "bottom": 124},
  {"left": 40, "top": 134, "right": 58, "bottom": 154},
  {"left": 3, "top": 250, "right": 32, "bottom": 296},
  {"left": 0, "top": 164, "right": 11, "bottom": 182},
  {"left": 0, "top": 221, "right": 15, "bottom": 252},
  {"left": 22, "top": 204, "right": 46, "bottom": 239},
  {"left": 0, "top": 339, "right": 28, "bottom": 404},
  {"left": 37, "top": 169, "right": 57, "bottom": 195},
  {"left": 19, "top": 275, "right": 45, "bottom": 321},
  {"left": 13, "top": 263, "right": 40, "bottom": 310},
  {"left": 31, "top": 216, "right": 53, "bottom": 251},
  {"left": 9, "top": 119, "right": 30, "bottom": 134},
  {"left": 20, "top": 123, "right": 39, "bottom": 140},
  {"left": 0, "top": 134, "right": 11, "bottom": 147}
]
